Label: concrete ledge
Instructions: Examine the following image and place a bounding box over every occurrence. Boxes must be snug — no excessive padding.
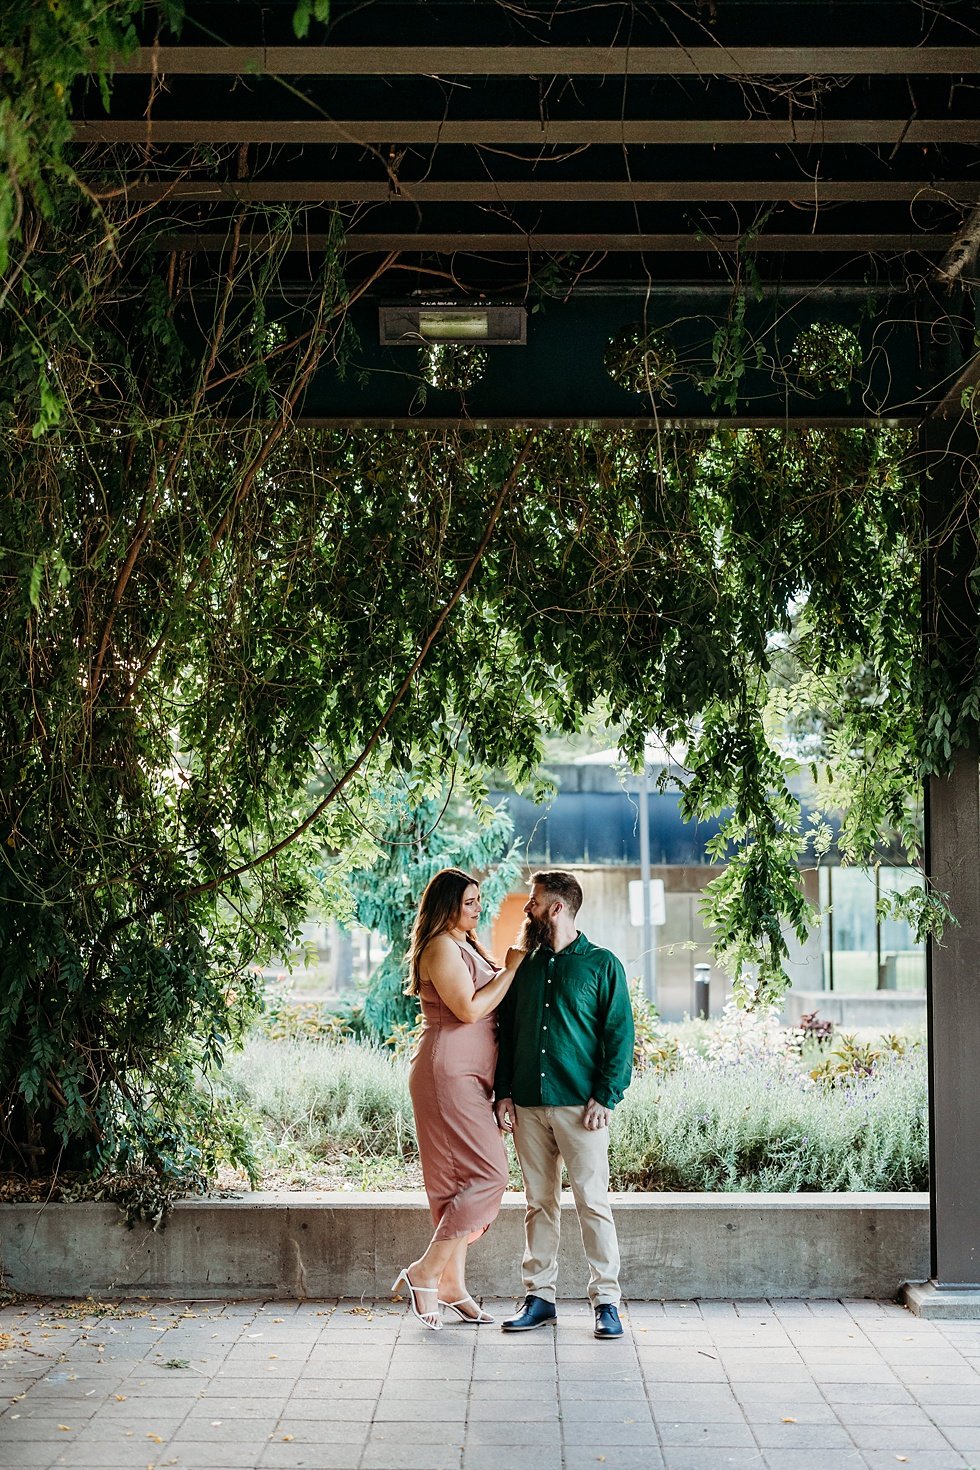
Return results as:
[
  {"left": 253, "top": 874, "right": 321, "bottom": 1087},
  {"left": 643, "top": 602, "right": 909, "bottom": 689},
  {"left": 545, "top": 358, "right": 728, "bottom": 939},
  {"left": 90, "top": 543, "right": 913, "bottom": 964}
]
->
[
  {"left": 1, "top": 1190, "right": 929, "bottom": 1301},
  {"left": 783, "top": 989, "right": 926, "bottom": 1029}
]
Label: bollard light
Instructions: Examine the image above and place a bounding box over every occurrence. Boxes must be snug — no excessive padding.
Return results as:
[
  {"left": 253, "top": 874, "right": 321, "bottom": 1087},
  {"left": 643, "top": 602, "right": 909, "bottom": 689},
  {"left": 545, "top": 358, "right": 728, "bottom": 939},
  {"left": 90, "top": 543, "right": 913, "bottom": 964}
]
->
[{"left": 693, "top": 962, "right": 711, "bottom": 1020}]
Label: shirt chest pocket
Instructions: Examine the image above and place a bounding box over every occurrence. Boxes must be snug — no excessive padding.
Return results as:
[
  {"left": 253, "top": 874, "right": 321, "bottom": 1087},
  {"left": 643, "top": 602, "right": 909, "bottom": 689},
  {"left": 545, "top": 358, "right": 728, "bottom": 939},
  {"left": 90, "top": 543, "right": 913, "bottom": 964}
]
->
[{"left": 555, "top": 968, "right": 600, "bottom": 1007}]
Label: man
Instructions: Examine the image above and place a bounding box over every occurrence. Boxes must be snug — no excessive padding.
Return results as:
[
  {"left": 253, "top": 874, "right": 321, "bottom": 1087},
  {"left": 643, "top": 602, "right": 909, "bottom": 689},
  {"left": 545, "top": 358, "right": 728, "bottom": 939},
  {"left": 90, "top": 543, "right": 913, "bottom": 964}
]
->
[{"left": 494, "top": 870, "right": 634, "bottom": 1339}]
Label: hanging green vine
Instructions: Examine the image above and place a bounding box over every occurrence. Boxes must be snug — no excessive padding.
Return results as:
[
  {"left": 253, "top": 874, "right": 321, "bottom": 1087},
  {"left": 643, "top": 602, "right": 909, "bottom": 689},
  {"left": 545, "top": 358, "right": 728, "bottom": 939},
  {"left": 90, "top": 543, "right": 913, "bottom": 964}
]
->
[{"left": 0, "top": 1, "right": 155, "bottom": 273}]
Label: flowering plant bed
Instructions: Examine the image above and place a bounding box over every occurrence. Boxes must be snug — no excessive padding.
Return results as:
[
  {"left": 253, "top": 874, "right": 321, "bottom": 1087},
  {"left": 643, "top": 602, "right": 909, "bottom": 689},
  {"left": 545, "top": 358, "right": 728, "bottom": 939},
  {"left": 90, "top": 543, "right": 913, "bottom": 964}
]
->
[{"left": 205, "top": 1004, "right": 926, "bottom": 1195}]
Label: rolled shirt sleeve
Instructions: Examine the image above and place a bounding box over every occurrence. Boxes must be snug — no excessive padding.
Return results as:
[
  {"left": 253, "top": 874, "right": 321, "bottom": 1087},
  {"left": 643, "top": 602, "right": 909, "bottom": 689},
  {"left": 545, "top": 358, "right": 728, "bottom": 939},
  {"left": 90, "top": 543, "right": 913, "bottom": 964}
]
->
[{"left": 591, "top": 954, "right": 635, "bottom": 1109}]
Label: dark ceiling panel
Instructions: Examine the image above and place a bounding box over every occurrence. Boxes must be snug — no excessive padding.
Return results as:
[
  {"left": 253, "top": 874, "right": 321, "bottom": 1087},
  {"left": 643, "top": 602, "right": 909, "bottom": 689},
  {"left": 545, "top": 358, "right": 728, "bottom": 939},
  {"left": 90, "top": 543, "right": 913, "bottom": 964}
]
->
[
  {"left": 248, "top": 291, "right": 945, "bottom": 424},
  {"left": 129, "top": 1, "right": 979, "bottom": 50}
]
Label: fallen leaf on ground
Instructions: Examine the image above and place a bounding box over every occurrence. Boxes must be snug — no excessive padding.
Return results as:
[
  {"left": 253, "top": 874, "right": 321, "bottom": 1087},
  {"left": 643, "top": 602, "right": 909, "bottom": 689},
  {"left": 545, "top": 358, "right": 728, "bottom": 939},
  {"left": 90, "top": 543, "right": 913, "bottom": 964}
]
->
[{"left": 782, "top": 1417, "right": 797, "bottom": 1423}]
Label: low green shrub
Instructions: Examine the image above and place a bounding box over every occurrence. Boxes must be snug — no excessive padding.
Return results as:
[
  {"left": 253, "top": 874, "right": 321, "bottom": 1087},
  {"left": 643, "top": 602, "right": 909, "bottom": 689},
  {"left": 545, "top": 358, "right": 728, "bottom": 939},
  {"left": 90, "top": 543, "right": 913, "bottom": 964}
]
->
[
  {"left": 216, "top": 1025, "right": 927, "bottom": 1193},
  {"left": 218, "top": 1036, "right": 417, "bottom": 1165},
  {"left": 610, "top": 1050, "right": 927, "bottom": 1191},
  {"left": 630, "top": 981, "right": 680, "bottom": 1074},
  {"left": 253, "top": 986, "right": 370, "bottom": 1044}
]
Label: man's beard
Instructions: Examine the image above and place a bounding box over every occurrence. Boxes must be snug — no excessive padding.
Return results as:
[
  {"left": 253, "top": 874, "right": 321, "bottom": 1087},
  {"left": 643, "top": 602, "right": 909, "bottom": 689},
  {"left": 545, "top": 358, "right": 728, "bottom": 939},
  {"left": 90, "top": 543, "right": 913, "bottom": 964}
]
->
[{"left": 517, "top": 913, "right": 555, "bottom": 952}]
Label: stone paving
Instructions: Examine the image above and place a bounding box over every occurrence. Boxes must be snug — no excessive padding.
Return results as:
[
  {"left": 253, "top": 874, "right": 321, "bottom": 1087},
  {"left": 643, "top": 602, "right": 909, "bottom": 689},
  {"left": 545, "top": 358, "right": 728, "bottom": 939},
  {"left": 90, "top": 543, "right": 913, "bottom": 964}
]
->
[{"left": 2, "top": 1295, "right": 980, "bottom": 1470}]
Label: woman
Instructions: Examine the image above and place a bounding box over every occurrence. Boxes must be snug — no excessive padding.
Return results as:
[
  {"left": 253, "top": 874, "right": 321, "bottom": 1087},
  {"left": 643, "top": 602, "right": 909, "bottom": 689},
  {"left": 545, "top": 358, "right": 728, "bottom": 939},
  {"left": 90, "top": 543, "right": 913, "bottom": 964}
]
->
[{"left": 393, "top": 867, "right": 523, "bottom": 1329}]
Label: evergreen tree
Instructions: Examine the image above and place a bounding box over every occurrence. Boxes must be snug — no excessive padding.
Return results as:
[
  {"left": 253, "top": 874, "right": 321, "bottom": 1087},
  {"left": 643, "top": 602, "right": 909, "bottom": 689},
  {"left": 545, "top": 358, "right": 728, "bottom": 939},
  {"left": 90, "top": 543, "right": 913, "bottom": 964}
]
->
[{"left": 349, "top": 786, "right": 523, "bottom": 1040}]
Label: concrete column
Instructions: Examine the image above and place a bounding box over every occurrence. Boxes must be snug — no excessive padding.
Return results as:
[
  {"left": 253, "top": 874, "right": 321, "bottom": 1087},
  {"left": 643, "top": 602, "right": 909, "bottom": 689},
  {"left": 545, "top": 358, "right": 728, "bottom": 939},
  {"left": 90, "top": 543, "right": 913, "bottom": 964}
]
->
[
  {"left": 919, "top": 754, "right": 980, "bottom": 1282},
  {"left": 905, "top": 413, "right": 980, "bottom": 1318}
]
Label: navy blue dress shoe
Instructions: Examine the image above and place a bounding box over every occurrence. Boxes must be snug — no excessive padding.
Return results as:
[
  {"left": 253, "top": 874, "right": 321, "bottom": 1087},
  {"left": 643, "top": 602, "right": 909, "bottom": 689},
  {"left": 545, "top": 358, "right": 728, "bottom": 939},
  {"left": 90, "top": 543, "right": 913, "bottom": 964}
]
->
[
  {"left": 594, "top": 1304, "right": 624, "bottom": 1339},
  {"left": 500, "top": 1295, "right": 558, "bottom": 1332}
]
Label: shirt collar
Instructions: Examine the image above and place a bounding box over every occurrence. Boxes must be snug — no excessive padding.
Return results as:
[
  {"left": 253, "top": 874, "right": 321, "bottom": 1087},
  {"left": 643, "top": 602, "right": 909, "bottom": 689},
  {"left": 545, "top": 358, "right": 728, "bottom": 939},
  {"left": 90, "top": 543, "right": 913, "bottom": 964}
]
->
[{"left": 540, "top": 930, "right": 588, "bottom": 958}]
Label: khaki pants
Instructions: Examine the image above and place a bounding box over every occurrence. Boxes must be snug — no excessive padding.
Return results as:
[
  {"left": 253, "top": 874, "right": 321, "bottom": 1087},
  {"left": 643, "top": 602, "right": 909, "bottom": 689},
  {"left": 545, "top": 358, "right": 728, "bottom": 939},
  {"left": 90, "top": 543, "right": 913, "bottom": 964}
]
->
[{"left": 512, "top": 1104, "right": 621, "bottom": 1307}]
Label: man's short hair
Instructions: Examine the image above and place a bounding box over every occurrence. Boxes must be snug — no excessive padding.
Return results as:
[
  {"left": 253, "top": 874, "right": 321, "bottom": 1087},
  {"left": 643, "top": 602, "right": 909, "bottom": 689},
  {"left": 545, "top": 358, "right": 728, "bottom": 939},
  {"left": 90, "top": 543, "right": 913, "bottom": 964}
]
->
[{"left": 530, "top": 870, "right": 583, "bottom": 918}]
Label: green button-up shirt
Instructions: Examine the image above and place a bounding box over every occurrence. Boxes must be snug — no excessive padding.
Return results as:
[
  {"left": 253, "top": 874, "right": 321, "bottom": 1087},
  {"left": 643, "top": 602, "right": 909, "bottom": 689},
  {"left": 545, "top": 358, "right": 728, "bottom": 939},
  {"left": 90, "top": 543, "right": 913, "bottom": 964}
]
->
[{"left": 494, "top": 931, "right": 634, "bottom": 1110}]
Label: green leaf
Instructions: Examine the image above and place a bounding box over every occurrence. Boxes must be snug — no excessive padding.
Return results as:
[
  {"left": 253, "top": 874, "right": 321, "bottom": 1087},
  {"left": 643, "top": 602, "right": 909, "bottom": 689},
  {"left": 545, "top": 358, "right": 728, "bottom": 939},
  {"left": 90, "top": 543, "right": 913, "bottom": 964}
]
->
[
  {"left": 28, "top": 556, "right": 44, "bottom": 610},
  {"left": 292, "top": 0, "right": 312, "bottom": 38}
]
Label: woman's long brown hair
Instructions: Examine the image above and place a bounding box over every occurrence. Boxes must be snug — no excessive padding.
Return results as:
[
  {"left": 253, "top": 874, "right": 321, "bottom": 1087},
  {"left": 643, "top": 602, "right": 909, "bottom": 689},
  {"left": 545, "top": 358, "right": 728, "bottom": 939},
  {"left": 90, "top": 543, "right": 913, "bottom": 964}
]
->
[{"left": 405, "top": 868, "right": 497, "bottom": 996}]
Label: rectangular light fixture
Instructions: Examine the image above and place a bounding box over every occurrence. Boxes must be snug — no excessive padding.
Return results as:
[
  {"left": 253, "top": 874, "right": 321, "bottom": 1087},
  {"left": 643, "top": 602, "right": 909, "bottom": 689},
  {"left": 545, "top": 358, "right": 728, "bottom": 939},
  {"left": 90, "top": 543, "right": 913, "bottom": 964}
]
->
[{"left": 379, "top": 302, "right": 527, "bottom": 346}]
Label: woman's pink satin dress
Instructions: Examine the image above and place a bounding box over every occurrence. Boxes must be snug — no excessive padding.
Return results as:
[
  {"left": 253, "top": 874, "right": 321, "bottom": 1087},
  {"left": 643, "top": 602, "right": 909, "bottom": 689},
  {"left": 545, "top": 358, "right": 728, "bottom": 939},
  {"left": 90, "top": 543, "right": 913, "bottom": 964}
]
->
[{"left": 410, "top": 940, "right": 510, "bottom": 1242}]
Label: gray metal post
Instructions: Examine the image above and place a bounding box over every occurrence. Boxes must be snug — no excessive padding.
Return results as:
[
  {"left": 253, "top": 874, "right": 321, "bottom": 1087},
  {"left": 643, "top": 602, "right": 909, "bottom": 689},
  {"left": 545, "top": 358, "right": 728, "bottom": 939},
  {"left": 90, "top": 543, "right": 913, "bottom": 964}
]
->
[
  {"left": 826, "top": 864, "right": 835, "bottom": 991},
  {"left": 639, "top": 762, "right": 655, "bottom": 1004},
  {"left": 875, "top": 865, "right": 886, "bottom": 989},
  {"left": 332, "top": 923, "right": 354, "bottom": 991},
  {"left": 904, "top": 413, "right": 980, "bottom": 1318}
]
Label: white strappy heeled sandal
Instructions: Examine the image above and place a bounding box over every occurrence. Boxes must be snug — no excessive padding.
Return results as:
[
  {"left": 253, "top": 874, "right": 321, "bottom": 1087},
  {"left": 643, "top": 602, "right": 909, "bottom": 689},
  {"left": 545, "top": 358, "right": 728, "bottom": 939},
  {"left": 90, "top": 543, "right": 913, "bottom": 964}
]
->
[
  {"left": 439, "top": 1295, "right": 495, "bottom": 1325},
  {"left": 392, "top": 1268, "right": 442, "bottom": 1330}
]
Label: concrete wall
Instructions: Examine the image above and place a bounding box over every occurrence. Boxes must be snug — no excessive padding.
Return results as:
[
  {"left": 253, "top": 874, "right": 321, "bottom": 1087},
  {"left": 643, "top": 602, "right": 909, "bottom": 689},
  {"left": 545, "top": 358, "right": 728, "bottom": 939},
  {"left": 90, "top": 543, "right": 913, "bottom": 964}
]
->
[
  {"left": 2, "top": 1192, "right": 928, "bottom": 1301},
  {"left": 784, "top": 989, "right": 927, "bottom": 1029}
]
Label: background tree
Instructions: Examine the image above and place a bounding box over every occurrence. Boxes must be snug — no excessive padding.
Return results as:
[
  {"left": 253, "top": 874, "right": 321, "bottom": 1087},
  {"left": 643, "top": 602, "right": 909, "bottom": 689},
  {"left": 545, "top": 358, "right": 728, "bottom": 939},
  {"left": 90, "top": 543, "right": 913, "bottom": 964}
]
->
[{"left": 344, "top": 781, "right": 522, "bottom": 1041}]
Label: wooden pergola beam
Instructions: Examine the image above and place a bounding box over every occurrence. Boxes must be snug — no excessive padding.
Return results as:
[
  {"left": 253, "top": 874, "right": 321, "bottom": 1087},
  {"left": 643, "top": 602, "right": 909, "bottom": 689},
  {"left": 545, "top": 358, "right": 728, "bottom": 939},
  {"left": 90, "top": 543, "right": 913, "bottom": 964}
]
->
[
  {"left": 156, "top": 230, "right": 955, "bottom": 253},
  {"left": 120, "top": 179, "right": 980, "bottom": 204},
  {"left": 72, "top": 119, "right": 978, "bottom": 145},
  {"left": 106, "top": 45, "right": 980, "bottom": 75}
]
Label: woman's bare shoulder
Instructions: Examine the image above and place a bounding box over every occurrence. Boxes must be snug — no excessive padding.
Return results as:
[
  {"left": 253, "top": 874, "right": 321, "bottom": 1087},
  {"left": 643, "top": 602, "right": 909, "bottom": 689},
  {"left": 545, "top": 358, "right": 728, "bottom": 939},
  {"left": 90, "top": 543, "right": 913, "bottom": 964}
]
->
[
  {"left": 424, "top": 932, "right": 460, "bottom": 954},
  {"left": 420, "top": 933, "right": 464, "bottom": 968},
  {"left": 420, "top": 932, "right": 467, "bottom": 985}
]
